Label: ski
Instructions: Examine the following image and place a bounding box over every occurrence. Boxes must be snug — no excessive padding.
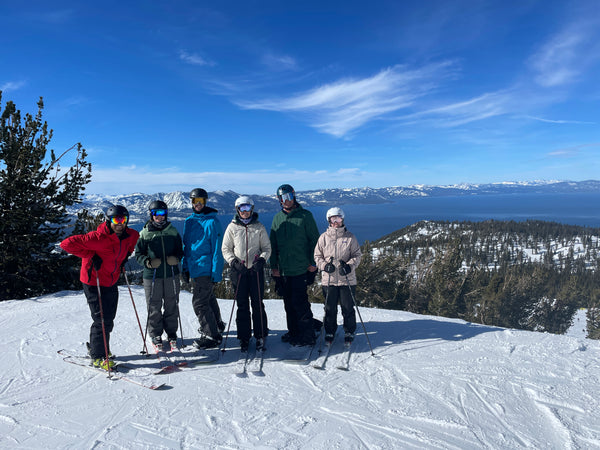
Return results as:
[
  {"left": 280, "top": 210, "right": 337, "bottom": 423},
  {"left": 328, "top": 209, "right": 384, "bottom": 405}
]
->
[
  {"left": 179, "top": 345, "right": 220, "bottom": 365},
  {"left": 164, "top": 340, "right": 189, "bottom": 367},
  {"left": 235, "top": 339, "right": 254, "bottom": 378},
  {"left": 336, "top": 341, "right": 353, "bottom": 371},
  {"left": 248, "top": 338, "right": 266, "bottom": 375},
  {"left": 313, "top": 335, "right": 336, "bottom": 370},
  {"left": 58, "top": 350, "right": 165, "bottom": 390},
  {"left": 150, "top": 342, "right": 182, "bottom": 373}
]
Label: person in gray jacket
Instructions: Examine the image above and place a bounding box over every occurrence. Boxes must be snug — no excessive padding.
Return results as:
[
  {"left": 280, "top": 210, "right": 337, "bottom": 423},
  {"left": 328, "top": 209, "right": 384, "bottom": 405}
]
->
[
  {"left": 314, "top": 207, "right": 362, "bottom": 344},
  {"left": 222, "top": 196, "right": 271, "bottom": 352}
]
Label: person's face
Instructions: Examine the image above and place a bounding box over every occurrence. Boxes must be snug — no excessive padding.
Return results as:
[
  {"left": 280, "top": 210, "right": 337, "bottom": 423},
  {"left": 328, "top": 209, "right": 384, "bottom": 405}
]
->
[
  {"left": 192, "top": 197, "right": 206, "bottom": 212},
  {"left": 109, "top": 215, "right": 128, "bottom": 235},
  {"left": 151, "top": 209, "right": 167, "bottom": 223},
  {"left": 238, "top": 204, "right": 253, "bottom": 218},
  {"left": 329, "top": 216, "right": 343, "bottom": 228},
  {"left": 279, "top": 192, "right": 295, "bottom": 210}
]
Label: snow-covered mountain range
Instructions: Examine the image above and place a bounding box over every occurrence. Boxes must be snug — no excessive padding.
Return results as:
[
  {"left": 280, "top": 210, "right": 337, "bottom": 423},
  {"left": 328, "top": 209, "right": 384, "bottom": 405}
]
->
[{"left": 72, "top": 180, "right": 600, "bottom": 220}]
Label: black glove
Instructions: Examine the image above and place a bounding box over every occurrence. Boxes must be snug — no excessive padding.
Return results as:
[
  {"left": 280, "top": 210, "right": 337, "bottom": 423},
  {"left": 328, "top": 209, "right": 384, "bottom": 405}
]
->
[
  {"left": 306, "top": 270, "right": 317, "bottom": 286},
  {"left": 339, "top": 260, "right": 351, "bottom": 276},
  {"left": 253, "top": 257, "right": 266, "bottom": 272},
  {"left": 91, "top": 254, "right": 102, "bottom": 271},
  {"left": 323, "top": 261, "right": 335, "bottom": 274},
  {"left": 181, "top": 271, "right": 190, "bottom": 284},
  {"left": 231, "top": 258, "right": 247, "bottom": 273}
]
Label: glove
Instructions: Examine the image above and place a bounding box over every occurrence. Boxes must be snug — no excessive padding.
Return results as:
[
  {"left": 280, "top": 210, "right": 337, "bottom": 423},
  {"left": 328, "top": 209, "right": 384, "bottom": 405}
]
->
[
  {"left": 230, "top": 258, "right": 247, "bottom": 273},
  {"left": 91, "top": 254, "right": 102, "bottom": 271},
  {"left": 306, "top": 270, "right": 317, "bottom": 286},
  {"left": 339, "top": 260, "right": 351, "bottom": 276},
  {"left": 181, "top": 271, "right": 190, "bottom": 284},
  {"left": 145, "top": 258, "right": 161, "bottom": 269},
  {"left": 253, "top": 257, "right": 266, "bottom": 272},
  {"left": 166, "top": 256, "right": 179, "bottom": 266},
  {"left": 323, "top": 261, "right": 335, "bottom": 274}
]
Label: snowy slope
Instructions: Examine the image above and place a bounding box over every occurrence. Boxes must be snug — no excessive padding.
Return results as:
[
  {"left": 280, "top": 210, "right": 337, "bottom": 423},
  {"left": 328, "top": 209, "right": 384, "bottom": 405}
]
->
[{"left": 1, "top": 287, "right": 599, "bottom": 449}]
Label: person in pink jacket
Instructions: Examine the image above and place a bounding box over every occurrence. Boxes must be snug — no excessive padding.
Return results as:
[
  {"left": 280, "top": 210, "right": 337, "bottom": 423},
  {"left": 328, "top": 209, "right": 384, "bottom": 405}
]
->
[
  {"left": 60, "top": 205, "right": 139, "bottom": 369},
  {"left": 314, "top": 207, "right": 362, "bottom": 344}
]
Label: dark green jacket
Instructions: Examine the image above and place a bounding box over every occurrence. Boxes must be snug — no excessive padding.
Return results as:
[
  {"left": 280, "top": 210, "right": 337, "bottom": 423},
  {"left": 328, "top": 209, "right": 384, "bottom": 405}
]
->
[
  {"left": 269, "top": 204, "right": 320, "bottom": 277},
  {"left": 135, "top": 221, "right": 184, "bottom": 279}
]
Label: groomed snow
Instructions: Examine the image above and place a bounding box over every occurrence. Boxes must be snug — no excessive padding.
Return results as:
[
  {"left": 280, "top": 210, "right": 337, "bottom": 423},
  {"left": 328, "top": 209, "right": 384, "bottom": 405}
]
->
[{"left": 1, "top": 287, "right": 599, "bottom": 449}]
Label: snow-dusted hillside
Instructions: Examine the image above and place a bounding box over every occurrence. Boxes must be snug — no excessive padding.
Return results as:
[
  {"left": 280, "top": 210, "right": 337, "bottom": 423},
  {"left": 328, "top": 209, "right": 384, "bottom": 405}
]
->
[{"left": 1, "top": 287, "right": 599, "bottom": 449}]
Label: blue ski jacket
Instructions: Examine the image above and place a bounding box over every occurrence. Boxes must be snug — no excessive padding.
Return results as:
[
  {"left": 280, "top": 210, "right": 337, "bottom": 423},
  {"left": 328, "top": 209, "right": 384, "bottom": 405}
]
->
[{"left": 182, "top": 207, "right": 224, "bottom": 282}]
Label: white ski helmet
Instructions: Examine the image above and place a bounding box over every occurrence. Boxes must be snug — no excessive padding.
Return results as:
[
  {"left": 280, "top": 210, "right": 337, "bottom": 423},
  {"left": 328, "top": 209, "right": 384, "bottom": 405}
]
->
[
  {"left": 326, "top": 207, "right": 345, "bottom": 221},
  {"left": 235, "top": 195, "right": 255, "bottom": 208}
]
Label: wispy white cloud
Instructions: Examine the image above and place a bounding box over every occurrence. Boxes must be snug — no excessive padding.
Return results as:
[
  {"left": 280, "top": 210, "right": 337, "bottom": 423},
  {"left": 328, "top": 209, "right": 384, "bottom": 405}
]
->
[
  {"left": 179, "top": 50, "right": 214, "bottom": 67},
  {"left": 260, "top": 53, "right": 298, "bottom": 71},
  {"left": 233, "top": 62, "right": 455, "bottom": 137},
  {"left": 547, "top": 143, "right": 600, "bottom": 158},
  {"left": 1, "top": 81, "right": 27, "bottom": 92},
  {"left": 529, "top": 16, "right": 600, "bottom": 87},
  {"left": 87, "top": 166, "right": 369, "bottom": 196},
  {"left": 523, "top": 115, "right": 595, "bottom": 125}
]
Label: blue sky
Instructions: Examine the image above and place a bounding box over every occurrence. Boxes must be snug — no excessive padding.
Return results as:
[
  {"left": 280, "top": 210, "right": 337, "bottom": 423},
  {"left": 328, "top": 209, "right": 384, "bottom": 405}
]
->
[{"left": 2, "top": 0, "right": 600, "bottom": 196}]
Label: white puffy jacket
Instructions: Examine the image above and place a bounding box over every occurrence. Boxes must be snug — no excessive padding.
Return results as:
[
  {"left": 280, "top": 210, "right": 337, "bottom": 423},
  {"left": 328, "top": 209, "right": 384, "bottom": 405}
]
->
[
  {"left": 314, "top": 226, "right": 362, "bottom": 286},
  {"left": 222, "top": 214, "right": 271, "bottom": 269}
]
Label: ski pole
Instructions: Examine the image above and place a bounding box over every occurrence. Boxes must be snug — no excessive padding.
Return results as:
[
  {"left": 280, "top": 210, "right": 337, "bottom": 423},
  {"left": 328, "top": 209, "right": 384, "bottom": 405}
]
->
[
  {"left": 221, "top": 271, "right": 242, "bottom": 354},
  {"left": 141, "top": 268, "right": 157, "bottom": 355},
  {"left": 344, "top": 272, "right": 375, "bottom": 356},
  {"left": 171, "top": 265, "right": 184, "bottom": 348},
  {"left": 123, "top": 268, "right": 148, "bottom": 355},
  {"left": 95, "top": 270, "right": 112, "bottom": 378}
]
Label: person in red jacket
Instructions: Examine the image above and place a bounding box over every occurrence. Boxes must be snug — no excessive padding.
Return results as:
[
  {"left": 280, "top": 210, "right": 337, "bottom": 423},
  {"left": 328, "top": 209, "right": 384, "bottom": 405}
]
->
[{"left": 60, "top": 205, "right": 139, "bottom": 370}]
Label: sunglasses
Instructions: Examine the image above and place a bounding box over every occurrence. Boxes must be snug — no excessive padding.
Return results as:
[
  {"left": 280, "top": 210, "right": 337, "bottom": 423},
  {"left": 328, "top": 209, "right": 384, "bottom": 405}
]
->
[
  {"left": 192, "top": 197, "right": 206, "bottom": 205},
  {"left": 238, "top": 204, "right": 253, "bottom": 212},
  {"left": 110, "top": 215, "right": 128, "bottom": 225},
  {"left": 279, "top": 192, "right": 294, "bottom": 202},
  {"left": 329, "top": 216, "right": 343, "bottom": 223},
  {"left": 151, "top": 209, "right": 167, "bottom": 216}
]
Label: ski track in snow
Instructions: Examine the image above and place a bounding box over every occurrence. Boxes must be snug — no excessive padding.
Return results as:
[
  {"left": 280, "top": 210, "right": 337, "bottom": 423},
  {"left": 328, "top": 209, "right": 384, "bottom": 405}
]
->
[{"left": 1, "top": 286, "right": 599, "bottom": 449}]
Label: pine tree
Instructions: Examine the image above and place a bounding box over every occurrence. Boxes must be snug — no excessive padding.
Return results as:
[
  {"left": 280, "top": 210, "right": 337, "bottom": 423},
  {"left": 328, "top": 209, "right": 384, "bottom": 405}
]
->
[{"left": 0, "top": 93, "right": 91, "bottom": 299}]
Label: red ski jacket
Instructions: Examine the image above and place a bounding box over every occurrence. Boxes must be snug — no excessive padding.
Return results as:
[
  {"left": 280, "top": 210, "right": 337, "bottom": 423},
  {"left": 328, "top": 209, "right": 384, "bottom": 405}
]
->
[{"left": 61, "top": 221, "right": 139, "bottom": 287}]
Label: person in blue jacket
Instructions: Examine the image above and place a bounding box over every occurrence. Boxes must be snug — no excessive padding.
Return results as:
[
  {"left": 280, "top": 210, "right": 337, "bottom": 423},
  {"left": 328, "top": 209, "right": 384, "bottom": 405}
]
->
[{"left": 182, "top": 188, "right": 225, "bottom": 348}]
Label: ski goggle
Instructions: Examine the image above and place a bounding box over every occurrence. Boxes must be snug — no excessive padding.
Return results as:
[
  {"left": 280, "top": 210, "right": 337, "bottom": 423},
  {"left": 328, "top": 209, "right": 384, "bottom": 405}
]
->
[
  {"left": 110, "top": 215, "right": 128, "bottom": 225},
  {"left": 151, "top": 209, "right": 167, "bottom": 216},
  {"left": 192, "top": 197, "right": 206, "bottom": 205},
  {"left": 279, "top": 192, "right": 294, "bottom": 202},
  {"left": 329, "top": 216, "right": 343, "bottom": 223},
  {"left": 238, "top": 204, "right": 253, "bottom": 212}
]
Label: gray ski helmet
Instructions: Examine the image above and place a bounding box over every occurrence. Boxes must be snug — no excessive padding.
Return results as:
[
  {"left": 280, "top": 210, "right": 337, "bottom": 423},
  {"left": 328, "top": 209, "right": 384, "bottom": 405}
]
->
[
  {"left": 189, "top": 188, "right": 208, "bottom": 199},
  {"left": 148, "top": 200, "right": 168, "bottom": 220},
  {"left": 326, "top": 207, "right": 345, "bottom": 221},
  {"left": 106, "top": 204, "right": 129, "bottom": 225},
  {"left": 235, "top": 195, "right": 254, "bottom": 208},
  {"left": 277, "top": 184, "right": 295, "bottom": 202}
]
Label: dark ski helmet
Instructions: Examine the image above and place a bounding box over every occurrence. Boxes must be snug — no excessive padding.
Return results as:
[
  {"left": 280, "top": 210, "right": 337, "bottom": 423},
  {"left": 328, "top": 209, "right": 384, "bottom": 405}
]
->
[
  {"left": 106, "top": 204, "right": 129, "bottom": 225},
  {"left": 190, "top": 188, "right": 208, "bottom": 199},
  {"left": 148, "top": 200, "right": 168, "bottom": 220},
  {"left": 277, "top": 184, "right": 295, "bottom": 203}
]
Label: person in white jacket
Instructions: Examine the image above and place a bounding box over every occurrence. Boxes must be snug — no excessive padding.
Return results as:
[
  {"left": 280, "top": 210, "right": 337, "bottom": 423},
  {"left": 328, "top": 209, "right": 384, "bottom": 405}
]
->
[
  {"left": 314, "top": 207, "right": 362, "bottom": 344},
  {"left": 222, "top": 196, "right": 271, "bottom": 351}
]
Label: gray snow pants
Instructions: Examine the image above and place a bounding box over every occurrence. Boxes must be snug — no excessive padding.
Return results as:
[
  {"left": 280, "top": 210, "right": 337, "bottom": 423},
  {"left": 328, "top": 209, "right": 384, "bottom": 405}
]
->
[{"left": 143, "top": 276, "right": 180, "bottom": 339}]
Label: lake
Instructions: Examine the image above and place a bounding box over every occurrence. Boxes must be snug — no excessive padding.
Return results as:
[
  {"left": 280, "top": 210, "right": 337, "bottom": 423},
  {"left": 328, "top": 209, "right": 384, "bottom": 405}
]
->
[{"left": 132, "top": 193, "right": 600, "bottom": 244}]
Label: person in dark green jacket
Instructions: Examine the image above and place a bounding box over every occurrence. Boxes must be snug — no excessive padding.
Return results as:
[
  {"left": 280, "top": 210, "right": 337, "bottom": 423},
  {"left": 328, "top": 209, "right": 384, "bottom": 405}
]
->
[
  {"left": 135, "top": 200, "right": 184, "bottom": 348},
  {"left": 270, "top": 184, "right": 320, "bottom": 346}
]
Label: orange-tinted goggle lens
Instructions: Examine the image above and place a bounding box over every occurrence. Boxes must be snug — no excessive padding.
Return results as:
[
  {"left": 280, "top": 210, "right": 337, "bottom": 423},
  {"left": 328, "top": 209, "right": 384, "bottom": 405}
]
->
[
  {"left": 110, "top": 215, "right": 128, "bottom": 225},
  {"left": 192, "top": 197, "right": 206, "bottom": 205}
]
